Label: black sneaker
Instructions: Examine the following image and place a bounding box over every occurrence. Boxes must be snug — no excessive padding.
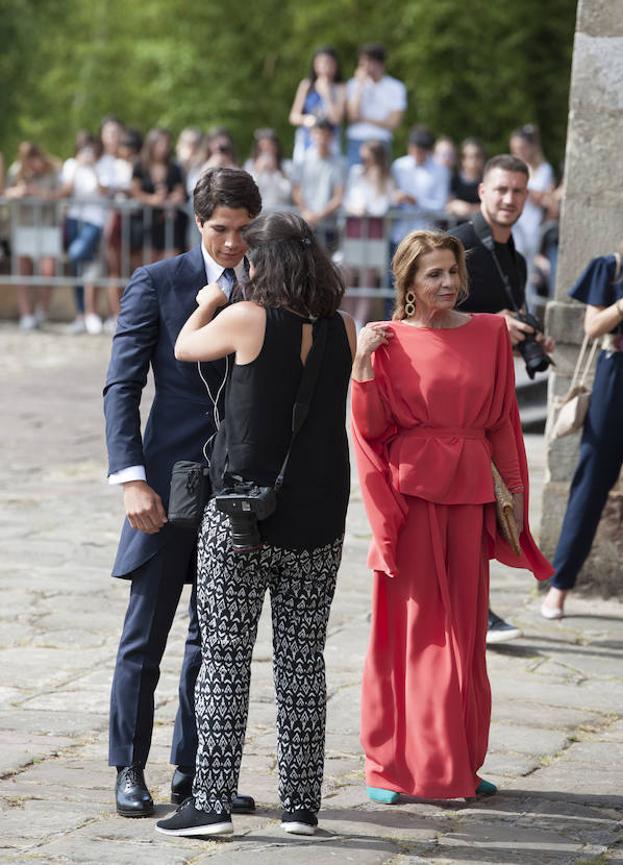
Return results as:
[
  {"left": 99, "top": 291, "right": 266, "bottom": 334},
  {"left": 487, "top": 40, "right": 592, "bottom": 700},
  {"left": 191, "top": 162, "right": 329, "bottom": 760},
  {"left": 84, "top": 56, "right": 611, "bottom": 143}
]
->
[
  {"left": 486, "top": 609, "right": 522, "bottom": 644},
  {"left": 280, "top": 808, "right": 318, "bottom": 836},
  {"left": 155, "top": 796, "right": 233, "bottom": 837}
]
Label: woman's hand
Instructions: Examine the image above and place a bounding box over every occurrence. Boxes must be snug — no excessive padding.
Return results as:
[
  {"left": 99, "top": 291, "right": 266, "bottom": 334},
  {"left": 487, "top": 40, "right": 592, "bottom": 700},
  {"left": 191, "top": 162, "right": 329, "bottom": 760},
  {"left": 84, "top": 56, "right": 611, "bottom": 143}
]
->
[
  {"left": 196, "top": 282, "right": 228, "bottom": 309},
  {"left": 353, "top": 323, "right": 393, "bottom": 381},
  {"left": 512, "top": 492, "right": 524, "bottom": 536}
]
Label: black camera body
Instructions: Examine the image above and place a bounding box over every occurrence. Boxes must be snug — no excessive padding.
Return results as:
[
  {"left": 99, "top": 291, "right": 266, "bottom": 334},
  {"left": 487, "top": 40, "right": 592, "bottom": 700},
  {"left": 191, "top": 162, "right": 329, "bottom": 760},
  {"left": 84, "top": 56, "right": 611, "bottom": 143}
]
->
[
  {"left": 214, "top": 481, "right": 277, "bottom": 552},
  {"left": 515, "top": 312, "right": 553, "bottom": 380}
]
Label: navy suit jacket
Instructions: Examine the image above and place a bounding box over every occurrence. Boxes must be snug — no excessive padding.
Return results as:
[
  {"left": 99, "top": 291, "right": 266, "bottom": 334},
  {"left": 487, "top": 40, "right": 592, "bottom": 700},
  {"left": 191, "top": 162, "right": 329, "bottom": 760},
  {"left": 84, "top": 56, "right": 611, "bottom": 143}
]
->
[{"left": 104, "top": 245, "right": 225, "bottom": 577}]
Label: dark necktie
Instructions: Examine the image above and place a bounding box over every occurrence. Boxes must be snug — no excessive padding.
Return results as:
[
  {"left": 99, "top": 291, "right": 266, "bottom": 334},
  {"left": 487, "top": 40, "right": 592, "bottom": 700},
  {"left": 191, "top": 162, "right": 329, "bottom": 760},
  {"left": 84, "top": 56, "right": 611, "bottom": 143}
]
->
[{"left": 218, "top": 268, "right": 237, "bottom": 299}]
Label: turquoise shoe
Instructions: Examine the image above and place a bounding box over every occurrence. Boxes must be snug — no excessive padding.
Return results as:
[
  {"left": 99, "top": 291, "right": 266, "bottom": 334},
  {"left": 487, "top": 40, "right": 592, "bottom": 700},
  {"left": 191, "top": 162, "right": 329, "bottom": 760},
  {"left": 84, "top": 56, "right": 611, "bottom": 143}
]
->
[
  {"left": 475, "top": 778, "right": 497, "bottom": 796},
  {"left": 367, "top": 786, "right": 400, "bottom": 804}
]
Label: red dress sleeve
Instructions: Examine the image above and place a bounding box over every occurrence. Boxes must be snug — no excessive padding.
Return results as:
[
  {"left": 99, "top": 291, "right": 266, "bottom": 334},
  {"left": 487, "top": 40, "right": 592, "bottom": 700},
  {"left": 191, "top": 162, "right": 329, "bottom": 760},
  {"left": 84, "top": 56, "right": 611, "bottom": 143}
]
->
[
  {"left": 486, "top": 319, "right": 553, "bottom": 580},
  {"left": 351, "top": 351, "right": 406, "bottom": 579},
  {"left": 486, "top": 326, "right": 523, "bottom": 493},
  {"left": 350, "top": 377, "right": 394, "bottom": 440}
]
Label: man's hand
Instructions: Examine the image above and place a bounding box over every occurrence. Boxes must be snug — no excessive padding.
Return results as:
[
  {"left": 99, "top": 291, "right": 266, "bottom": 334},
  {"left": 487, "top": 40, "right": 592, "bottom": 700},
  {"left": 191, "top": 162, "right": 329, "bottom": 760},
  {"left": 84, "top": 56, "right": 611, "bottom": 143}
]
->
[
  {"left": 498, "top": 310, "right": 555, "bottom": 353},
  {"left": 394, "top": 190, "right": 417, "bottom": 206},
  {"left": 498, "top": 310, "right": 534, "bottom": 345},
  {"left": 123, "top": 480, "right": 167, "bottom": 534},
  {"left": 539, "top": 334, "right": 556, "bottom": 354}
]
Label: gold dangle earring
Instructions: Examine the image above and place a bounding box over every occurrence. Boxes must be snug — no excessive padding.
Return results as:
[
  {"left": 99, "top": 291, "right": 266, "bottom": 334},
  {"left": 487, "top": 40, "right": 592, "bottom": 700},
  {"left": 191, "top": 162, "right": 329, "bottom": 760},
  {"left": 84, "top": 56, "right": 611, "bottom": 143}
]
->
[{"left": 404, "top": 291, "right": 416, "bottom": 318}]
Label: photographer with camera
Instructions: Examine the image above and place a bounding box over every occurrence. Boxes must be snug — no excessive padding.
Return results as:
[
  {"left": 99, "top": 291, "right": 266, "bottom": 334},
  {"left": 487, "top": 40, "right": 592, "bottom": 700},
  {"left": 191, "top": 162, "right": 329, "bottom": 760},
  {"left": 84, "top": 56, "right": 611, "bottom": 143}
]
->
[
  {"left": 156, "top": 211, "right": 356, "bottom": 838},
  {"left": 449, "top": 153, "right": 554, "bottom": 644}
]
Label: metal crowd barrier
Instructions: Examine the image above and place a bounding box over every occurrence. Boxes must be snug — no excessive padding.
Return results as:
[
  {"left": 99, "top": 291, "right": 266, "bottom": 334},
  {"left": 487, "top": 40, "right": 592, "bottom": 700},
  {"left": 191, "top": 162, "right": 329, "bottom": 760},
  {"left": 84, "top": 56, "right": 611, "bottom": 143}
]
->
[{"left": 0, "top": 196, "right": 459, "bottom": 299}]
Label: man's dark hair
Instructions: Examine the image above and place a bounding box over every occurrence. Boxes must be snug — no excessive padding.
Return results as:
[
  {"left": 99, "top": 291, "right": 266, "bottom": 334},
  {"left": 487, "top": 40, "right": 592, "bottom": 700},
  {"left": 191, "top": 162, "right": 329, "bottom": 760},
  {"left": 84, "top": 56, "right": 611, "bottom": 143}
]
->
[
  {"left": 483, "top": 154, "right": 529, "bottom": 179},
  {"left": 313, "top": 118, "right": 336, "bottom": 134},
  {"left": 121, "top": 128, "right": 143, "bottom": 155},
  {"left": 359, "top": 42, "right": 386, "bottom": 64},
  {"left": 242, "top": 211, "right": 345, "bottom": 317},
  {"left": 408, "top": 125, "right": 435, "bottom": 152},
  {"left": 193, "top": 167, "right": 262, "bottom": 223}
]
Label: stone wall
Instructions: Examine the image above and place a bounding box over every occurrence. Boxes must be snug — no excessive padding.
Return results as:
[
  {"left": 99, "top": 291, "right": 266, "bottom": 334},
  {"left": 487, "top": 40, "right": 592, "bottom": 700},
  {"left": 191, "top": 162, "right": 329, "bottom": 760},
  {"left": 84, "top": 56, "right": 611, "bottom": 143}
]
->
[{"left": 540, "top": 0, "right": 623, "bottom": 596}]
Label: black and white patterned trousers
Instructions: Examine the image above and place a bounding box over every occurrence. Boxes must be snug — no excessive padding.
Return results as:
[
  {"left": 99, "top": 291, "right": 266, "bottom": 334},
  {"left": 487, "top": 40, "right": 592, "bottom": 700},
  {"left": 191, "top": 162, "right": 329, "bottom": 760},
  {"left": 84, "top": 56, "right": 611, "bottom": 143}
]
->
[{"left": 193, "top": 499, "right": 342, "bottom": 815}]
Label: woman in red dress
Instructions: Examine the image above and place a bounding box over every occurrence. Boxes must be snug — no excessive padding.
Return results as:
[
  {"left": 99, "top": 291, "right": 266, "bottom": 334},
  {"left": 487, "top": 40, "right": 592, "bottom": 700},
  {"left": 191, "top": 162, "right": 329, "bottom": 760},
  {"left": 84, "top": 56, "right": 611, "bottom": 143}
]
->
[{"left": 351, "top": 230, "right": 552, "bottom": 802}]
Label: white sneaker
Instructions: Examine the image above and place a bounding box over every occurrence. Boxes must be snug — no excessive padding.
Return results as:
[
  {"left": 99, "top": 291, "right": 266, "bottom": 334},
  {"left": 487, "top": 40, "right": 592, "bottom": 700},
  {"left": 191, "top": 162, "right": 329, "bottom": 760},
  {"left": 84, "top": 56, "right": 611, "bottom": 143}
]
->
[
  {"left": 67, "top": 317, "right": 86, "bottom": 335},
  {"left": 540, "top": 602, "right": 564, "bottom": 620},
  {"left": 34, "top": 306, "right": 47, "bottom": 327},
  {"left": 103, "top": 316, "right": 118, "bottom": 334},
  {"left": 19, "top": 314, "right": 38, "bottom": 331},
  {"left": 85, "top": 313, "right": 103, "bottom": 335}
]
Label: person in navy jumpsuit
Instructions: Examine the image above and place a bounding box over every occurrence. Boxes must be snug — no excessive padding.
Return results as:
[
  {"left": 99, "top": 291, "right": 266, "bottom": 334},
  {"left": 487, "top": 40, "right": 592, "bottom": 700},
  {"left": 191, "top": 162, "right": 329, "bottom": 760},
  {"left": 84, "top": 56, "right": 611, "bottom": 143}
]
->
[{"left": 541, "top": 252, "right": 623, "bottom": 618}]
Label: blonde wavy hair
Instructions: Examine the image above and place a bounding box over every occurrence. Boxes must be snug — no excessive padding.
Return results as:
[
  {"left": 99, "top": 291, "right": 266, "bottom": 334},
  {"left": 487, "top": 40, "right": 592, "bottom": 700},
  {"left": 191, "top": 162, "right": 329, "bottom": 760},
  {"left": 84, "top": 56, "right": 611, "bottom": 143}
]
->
[{"left": 392, "top": 230, "right": 469, "bottom": 320}]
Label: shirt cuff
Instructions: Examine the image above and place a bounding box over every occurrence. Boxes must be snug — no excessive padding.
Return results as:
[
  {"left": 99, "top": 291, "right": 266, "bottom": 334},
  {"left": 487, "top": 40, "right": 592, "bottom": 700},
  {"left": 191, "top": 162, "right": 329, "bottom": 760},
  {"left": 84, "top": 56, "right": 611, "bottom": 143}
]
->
[{"left": 108, "top": 465, "right": 146, "bottom": 485}]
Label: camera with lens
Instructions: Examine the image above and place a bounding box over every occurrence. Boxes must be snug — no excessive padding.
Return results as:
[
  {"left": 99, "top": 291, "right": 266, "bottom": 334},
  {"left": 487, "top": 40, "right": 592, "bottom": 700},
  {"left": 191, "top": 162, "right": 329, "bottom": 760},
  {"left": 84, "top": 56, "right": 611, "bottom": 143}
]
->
[
  {"left": 214, "top": 480, "right": 277, "bottom": 553},
  {"left": 515, "top": 312, "right": 553, "bottom": 380}
]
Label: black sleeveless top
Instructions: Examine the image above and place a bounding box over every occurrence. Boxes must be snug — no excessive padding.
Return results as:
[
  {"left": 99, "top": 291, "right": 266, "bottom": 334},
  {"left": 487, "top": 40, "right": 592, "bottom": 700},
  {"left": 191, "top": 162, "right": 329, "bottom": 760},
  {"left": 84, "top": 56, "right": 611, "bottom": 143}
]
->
[{"left": 211, "top": 307, "right": 352, "bottom": 549}]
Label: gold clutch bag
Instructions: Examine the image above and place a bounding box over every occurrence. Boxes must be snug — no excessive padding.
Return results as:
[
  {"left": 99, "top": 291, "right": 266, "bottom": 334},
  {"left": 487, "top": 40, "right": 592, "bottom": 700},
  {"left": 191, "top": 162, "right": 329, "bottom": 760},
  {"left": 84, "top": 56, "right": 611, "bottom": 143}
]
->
[{"left": 492, "top": 463, "right": 521, "bottom": 556}]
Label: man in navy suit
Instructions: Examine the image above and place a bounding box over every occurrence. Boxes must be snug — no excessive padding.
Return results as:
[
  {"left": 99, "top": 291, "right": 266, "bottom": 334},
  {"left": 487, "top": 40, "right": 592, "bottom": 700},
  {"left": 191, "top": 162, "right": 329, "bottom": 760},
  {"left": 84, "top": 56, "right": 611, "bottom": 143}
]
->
[{"left": 104, "top": 167, "right": 262, "bottom": 817}]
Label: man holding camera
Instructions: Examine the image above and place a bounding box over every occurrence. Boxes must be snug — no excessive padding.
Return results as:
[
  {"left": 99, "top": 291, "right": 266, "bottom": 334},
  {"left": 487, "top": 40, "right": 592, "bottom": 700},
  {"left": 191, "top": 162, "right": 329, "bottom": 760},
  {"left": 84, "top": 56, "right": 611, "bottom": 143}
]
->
[
  {"left": 449, "top": 153, "right": 554, "bottom": 644},
  {"left": 104, "top": 167, "right": 261, "bottom": 817}
]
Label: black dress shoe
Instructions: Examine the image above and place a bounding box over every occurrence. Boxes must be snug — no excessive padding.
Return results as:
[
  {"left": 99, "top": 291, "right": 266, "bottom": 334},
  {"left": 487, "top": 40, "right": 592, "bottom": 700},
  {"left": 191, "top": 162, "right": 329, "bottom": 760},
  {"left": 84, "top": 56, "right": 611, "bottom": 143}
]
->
[
  {"left": 116, "top": 765, "right": 154, "bottom": 817},
  {"left": 231, "top": 793, "right": 255, "bottom": 814},
  {"left": 171, "top": 767, "right": 255, "bottom": 814}
]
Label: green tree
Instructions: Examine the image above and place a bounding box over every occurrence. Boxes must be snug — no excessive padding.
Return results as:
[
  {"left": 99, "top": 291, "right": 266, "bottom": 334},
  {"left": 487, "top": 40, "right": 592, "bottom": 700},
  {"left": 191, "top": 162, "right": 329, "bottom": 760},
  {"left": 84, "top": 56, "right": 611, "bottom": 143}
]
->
[{"left": 0, "top": 0, "right": 576, "bottom": 170}]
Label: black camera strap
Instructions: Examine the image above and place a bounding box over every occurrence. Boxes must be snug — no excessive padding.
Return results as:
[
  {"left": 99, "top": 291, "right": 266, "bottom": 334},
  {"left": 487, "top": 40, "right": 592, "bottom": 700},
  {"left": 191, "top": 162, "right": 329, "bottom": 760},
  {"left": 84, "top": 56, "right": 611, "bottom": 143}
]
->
[
  {"left": 471, "top": 212, "right": 525, "bottom": 314},
  {"left": 274, "top": 317, "right": 328, "bottom": 491}
]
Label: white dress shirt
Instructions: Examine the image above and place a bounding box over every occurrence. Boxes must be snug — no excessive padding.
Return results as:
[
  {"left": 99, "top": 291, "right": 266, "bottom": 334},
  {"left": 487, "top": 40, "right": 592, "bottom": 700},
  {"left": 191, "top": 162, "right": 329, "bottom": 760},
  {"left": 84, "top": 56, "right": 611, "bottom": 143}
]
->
[
  {"left": 391, "top": 154, "right": 450, "bottom": 242},
  {"left": 108, "top": 244, "right": 245, "bottom": 485}
]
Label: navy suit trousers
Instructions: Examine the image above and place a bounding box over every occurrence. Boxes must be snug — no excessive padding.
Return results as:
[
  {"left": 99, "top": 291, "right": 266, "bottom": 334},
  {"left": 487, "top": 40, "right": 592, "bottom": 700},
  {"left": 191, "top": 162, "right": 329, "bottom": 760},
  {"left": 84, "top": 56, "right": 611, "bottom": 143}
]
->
[
  {"left": 552, "top": 351, "right": 623, "bottom": 590},
  {"left": 108, "top": 527, "right": 200, "bottom": 768}
]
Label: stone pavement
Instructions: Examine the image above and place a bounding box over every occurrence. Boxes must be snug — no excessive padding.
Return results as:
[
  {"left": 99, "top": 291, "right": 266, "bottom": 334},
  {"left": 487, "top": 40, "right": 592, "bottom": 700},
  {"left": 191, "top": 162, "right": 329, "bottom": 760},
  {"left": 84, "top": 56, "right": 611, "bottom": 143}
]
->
[{"left": 1, "top": 323, "right": 621, "bottom": 865}]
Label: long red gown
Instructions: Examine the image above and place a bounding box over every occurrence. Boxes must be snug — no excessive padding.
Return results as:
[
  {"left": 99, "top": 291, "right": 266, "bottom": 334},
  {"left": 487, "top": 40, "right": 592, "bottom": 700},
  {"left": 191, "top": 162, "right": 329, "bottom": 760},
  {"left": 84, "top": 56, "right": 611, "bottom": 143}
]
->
[{"left": 351, "top": 314, "right": 552, "bottom": 799}]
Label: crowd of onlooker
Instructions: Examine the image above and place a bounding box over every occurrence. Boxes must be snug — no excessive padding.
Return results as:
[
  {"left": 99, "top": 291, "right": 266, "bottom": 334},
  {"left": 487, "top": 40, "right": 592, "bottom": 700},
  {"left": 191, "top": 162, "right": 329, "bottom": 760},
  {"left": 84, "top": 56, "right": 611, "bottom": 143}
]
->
[{"left": 0, "top": 41, "right": 563, "bottom": 334}]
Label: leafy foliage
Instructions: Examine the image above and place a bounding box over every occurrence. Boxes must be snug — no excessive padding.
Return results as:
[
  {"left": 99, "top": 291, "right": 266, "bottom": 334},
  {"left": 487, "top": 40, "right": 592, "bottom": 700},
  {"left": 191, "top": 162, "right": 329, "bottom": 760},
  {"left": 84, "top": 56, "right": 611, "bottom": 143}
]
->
[{"left": 0, "top": 0, "right": 576, "bottom": 169}]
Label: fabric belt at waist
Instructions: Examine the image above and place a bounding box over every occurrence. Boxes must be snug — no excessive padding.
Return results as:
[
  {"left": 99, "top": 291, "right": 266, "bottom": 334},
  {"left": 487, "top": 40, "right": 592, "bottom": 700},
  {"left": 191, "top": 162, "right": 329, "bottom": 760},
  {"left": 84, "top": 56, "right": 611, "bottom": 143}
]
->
[
  {"left": 405, "top": 426, "right": 486, "bottom": 441},
  {"left": 602, "top": 334, "right": 623, "bottom": 353}
]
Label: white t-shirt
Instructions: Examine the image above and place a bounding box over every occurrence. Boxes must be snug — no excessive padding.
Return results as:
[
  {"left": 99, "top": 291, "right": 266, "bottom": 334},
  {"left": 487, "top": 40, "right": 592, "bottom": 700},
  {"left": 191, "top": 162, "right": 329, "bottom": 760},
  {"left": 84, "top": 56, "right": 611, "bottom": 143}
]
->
[
  {"left": 346, "top": 75, "right": 407, "bottom": 143},
  {"left": 512, "top": 161, "right": 555, "bottom": 259},
  {"left": 344, "top": 164, "right": 394, "bottom": 216},
  {"left": 62, "top": 158, "right": 106, "bottom": 227},
  {"left": 97, "top": 153, "right": 133, "bottom": 195},
  {"left": 293, "top": 149, "right": 344, "bottom": 213}
]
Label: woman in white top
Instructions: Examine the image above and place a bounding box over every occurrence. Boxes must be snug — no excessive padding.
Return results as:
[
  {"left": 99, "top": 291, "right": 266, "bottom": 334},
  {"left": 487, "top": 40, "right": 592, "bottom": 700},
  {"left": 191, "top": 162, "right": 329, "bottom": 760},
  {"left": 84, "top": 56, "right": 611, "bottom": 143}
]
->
[
  {"left": 243, "top": 129, "right": 293, "bottom": 210},
  {"left": 98, "top": 116, "right": 133, "bottom": 330},
  {"left": 60, "top": 132, "right": 109, "bottom": 334},
  {"left": 341, "top": 140, "right": 395, "bottom": 330},
  {"left": 510, "top": 125, "right": 555, "bottom": 281},
  {"left": 6, "top": 141, "right": 61, "bottom": 330}
]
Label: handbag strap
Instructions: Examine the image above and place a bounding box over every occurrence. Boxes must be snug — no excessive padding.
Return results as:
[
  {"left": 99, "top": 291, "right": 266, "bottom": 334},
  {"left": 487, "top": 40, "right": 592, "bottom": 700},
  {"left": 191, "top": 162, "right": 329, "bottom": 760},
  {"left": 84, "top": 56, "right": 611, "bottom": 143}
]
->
[
  {"left": 274, "top": 318, "right": 328, "bottom": 490},
  {"left": 569, "top": 332, "right": 598, "bottom": 391},
  {"left": 613, "top": 251, "right": 622, "bottom": 283}
]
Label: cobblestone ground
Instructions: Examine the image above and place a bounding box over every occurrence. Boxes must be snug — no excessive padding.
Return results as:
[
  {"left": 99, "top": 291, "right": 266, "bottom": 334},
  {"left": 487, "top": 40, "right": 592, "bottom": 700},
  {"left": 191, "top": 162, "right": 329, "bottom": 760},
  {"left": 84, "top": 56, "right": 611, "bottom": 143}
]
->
[{"left": 1, "top": 323, "right": 622, "bottom": 865}]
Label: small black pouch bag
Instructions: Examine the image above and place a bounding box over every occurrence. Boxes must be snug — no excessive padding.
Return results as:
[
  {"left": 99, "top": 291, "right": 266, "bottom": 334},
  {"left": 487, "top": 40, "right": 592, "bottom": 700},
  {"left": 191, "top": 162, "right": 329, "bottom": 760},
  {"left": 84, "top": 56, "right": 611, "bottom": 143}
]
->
[{"left": 168, "top": 460, "right": 211, "bottom": 529}]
